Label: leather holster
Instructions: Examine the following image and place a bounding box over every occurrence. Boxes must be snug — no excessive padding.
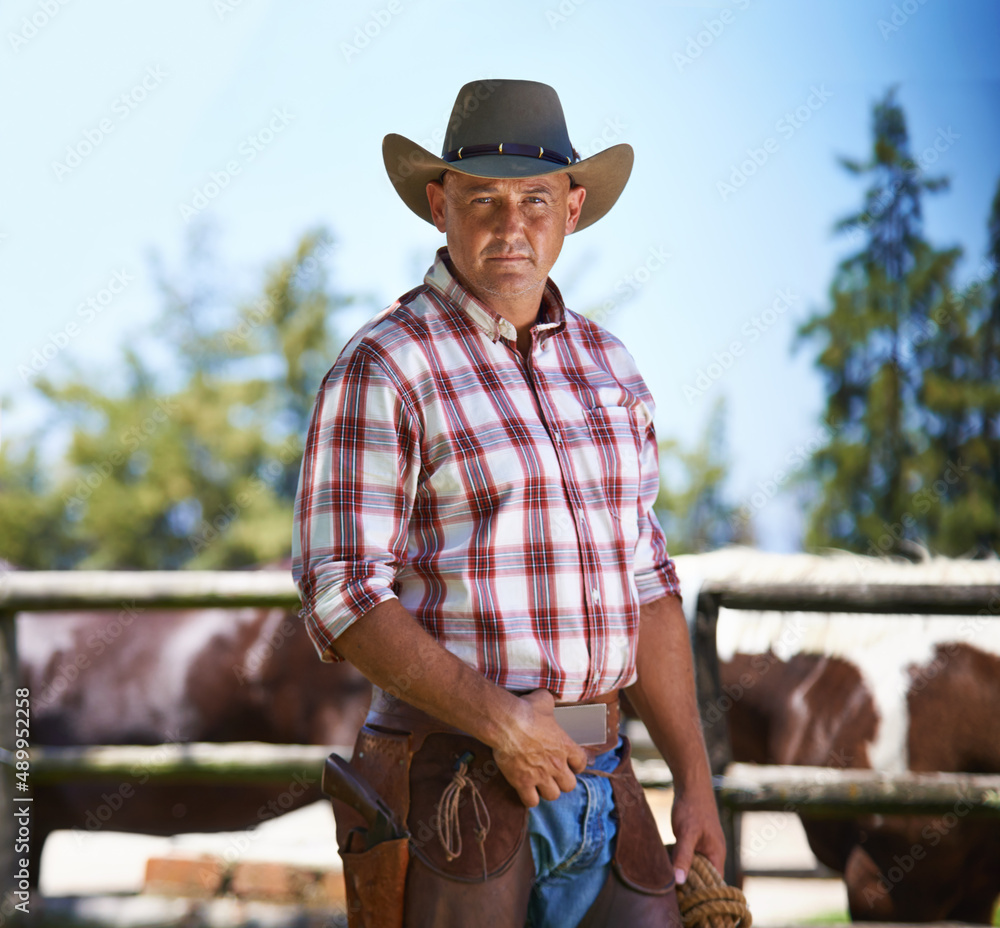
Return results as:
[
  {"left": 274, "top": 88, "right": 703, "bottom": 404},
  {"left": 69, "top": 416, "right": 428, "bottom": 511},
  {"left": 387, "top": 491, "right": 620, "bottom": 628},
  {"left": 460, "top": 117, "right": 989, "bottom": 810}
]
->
[{"left": 331, "top": 692, "right": 533, "bottom": 928}]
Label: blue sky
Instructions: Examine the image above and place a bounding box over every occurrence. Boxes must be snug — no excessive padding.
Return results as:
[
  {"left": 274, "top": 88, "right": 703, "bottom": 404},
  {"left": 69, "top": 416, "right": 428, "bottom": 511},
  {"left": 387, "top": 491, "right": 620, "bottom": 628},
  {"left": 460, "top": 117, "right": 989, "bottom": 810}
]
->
[{"left": 2, "top": 0, "right": 998, "bottom": 551}]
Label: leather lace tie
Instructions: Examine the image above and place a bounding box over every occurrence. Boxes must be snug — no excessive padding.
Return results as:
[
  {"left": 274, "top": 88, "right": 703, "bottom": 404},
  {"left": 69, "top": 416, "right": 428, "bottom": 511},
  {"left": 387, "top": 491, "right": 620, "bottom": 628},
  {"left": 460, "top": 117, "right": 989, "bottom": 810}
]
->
[{"left": 437, "top": 752, "right": 492, "bottom": 881}]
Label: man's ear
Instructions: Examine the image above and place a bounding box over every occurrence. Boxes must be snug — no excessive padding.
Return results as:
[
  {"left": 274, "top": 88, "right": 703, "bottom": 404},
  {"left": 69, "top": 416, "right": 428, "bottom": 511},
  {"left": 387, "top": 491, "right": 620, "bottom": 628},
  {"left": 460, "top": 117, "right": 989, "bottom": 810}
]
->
[
  {"left": 426, "top": 179, "right": 448, "bottom": 232},
  {"left": 565, "top": 184, "right": 586, "bottom": 234}
]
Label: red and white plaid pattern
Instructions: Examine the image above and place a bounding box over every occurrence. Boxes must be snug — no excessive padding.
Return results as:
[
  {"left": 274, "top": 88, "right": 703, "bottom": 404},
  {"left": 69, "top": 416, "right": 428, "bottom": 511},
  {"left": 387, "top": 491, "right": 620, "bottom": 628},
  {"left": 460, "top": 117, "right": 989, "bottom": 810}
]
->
[{"left": 293, "top": 248, "right": 680, "bottom": 701}]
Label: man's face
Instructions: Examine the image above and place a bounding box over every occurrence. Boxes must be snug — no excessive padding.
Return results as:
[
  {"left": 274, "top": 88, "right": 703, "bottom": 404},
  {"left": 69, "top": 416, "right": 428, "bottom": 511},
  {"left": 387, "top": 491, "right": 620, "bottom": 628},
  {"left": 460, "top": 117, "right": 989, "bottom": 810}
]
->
[{"left": 426, "top": 172, "right": 586, "bottom": 310}]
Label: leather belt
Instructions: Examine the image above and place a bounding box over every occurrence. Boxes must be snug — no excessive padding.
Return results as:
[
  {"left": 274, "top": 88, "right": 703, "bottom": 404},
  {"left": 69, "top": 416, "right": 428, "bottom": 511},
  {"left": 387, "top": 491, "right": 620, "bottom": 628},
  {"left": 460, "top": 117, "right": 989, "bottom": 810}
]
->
[{"left": 366, "top": 687, "right": 621, "bottom": 757}]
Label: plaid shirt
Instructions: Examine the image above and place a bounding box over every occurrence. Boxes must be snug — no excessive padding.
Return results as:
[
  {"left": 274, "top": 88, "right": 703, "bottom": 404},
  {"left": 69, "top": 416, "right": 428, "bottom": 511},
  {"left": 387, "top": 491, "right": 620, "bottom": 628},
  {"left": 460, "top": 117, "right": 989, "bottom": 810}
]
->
[{"left": 293, "top": 247, "right": 680, "bottom": 701}]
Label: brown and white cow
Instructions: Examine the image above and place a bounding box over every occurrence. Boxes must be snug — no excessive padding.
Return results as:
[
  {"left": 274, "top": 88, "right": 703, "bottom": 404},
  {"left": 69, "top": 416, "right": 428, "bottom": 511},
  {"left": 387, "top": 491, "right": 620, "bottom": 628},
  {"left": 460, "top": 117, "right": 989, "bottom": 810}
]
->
[
  {"left": 673, "top": 547, "right": 1000, "bottom": 923},
  {"left": 19, "top": 591, "right": 372, "bottom": 879}
]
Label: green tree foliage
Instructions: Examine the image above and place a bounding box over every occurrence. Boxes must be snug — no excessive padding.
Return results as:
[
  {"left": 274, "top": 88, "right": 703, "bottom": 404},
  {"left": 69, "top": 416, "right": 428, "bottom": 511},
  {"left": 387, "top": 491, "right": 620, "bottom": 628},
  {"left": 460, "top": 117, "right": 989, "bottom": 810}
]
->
[
  {"left": 916, "top": 181, "right": 1000, "bottom": 555},
  {"left": 655, "top": 398, "right": 750, "bottom": 554},
  {"left": 798, "top": 89, "right": 1000, "bottom": 557},
  {"left": 0, "top": 447, "right": 86, "bottom": 569},
  {"left": 0, "top": 227, "right": 350, "bottom": 569}
]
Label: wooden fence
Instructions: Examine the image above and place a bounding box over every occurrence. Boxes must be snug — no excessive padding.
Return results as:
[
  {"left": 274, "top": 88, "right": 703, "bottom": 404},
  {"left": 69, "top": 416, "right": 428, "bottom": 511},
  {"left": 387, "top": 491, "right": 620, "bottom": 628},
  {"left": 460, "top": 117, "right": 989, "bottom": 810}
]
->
[
  {"left": 691, "top": 581, "right": 1000, "bottom": 884},
  {"left": 2, "top": 571, "right": 999, "bottom": 897},
  {"left": 0, "top": 570, "right": 323, "bottom": 899}
]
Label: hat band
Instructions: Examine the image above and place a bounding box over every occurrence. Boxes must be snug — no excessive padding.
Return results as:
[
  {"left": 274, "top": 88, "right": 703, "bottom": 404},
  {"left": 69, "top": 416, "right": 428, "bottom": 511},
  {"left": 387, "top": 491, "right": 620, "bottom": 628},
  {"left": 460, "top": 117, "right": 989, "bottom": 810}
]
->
[{"left": 443, "top": 142, "right": 578, "bottom": 166}]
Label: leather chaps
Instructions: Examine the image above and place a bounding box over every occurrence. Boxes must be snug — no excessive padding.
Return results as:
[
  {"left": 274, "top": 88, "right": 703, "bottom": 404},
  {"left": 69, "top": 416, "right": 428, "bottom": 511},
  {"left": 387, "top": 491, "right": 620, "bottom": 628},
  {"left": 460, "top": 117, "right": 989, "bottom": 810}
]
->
[{"left": 330, "top": 690, "right": 682, "bottom": 927}]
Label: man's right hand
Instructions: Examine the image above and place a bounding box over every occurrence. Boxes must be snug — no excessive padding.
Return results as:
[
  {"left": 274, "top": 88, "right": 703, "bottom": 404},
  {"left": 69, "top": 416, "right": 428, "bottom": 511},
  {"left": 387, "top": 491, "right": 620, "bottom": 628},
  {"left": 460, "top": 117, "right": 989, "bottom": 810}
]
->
[
  {"left": 492, "top": 689, "right": 588, "bottom": 808},
  {"left": 333, "top": 602, "right": 588, "bottom": 808}
]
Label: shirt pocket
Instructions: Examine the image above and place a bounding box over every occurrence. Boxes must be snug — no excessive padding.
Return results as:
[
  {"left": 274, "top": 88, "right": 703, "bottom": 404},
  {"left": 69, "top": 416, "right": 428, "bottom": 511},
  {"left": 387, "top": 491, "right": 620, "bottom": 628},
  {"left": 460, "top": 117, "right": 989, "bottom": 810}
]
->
[{"left": 582, "top": 406, "right": 643, "bottom": 527}]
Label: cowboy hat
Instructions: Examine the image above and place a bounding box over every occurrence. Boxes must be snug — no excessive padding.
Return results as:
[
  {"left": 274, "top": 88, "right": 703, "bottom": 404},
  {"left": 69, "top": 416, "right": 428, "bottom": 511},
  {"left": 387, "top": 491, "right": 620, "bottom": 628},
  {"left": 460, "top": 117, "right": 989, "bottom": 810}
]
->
[{"left": 382, "top": 79, "right": 633, "bottom": 232}]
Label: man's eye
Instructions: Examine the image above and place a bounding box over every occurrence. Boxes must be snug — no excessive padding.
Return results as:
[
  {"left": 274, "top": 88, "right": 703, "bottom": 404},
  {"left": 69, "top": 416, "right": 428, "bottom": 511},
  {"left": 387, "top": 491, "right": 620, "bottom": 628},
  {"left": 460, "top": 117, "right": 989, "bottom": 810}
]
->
[{"left": 473, "top": 197, "right": 493, "bottom": 204}]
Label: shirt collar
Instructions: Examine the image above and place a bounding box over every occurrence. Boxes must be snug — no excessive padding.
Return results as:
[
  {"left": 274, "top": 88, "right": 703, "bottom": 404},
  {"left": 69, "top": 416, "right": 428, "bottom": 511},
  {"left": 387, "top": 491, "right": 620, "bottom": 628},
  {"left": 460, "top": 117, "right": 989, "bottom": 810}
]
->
[{"left": 424, "top": 247, "right": 567, "bottom": 344}]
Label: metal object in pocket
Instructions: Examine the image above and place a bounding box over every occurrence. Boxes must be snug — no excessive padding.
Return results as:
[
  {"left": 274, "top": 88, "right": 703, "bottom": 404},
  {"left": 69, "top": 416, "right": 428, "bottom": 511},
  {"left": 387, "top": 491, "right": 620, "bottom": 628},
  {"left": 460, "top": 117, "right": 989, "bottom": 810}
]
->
[{"left": 553, "top": 703, "right": 608, "bottom": 746}]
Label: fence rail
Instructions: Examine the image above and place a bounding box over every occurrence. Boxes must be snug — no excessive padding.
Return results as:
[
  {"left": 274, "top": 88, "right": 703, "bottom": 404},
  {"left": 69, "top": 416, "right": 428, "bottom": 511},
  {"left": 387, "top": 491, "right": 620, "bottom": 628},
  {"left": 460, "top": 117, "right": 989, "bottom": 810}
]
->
[
  {"left": 718, "top": 762, "right": 1000, "bottom": 818},
  {"left": 691, "top": 579, "right": 1000, "bottom": 883},
  {"left": 23, "top": 742, "right": 350, "bottom": 785},
  {"left": 700, "top": 580, "right": 1000, "bottom": 615},
  {"left": 0, "top": 570, "right": 300, "bottom": 611},
  {"left": 2, "top": 571, "right": 999, "bottom": 896}
]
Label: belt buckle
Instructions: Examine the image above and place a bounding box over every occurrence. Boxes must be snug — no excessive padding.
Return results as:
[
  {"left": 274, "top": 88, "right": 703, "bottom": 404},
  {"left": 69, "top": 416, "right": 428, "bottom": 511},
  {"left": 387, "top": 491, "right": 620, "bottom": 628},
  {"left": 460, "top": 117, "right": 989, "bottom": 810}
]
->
[{"left": 553, "top": 703, "right": 608, "bottom": 746}]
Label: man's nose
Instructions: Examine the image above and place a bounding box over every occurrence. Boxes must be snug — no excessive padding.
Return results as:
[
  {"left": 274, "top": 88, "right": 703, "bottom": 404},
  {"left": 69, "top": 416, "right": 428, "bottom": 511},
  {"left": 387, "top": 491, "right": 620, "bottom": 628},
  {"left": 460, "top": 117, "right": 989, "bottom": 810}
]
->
[{"left": 493, "top": 200, "right": 523, "bottom": 239}]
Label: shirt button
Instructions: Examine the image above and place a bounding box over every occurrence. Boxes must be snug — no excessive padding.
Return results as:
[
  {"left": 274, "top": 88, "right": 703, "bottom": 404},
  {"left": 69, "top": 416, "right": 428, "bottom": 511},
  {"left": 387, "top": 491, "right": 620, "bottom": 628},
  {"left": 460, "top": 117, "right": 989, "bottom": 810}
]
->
[
  {"left": 552, "top": 431, "right": 562, "bottom": 446},
  {"left": 592, "top": 587, "right": 601, "bottom": 605}
]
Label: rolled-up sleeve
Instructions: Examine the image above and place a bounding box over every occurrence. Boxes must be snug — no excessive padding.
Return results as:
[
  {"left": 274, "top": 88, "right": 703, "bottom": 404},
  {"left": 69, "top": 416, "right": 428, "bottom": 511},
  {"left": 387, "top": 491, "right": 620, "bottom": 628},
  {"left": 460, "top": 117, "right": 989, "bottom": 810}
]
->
[
  {"left": 292, "top": 344, "right": 421, "bottom": 660},
  {"left": 632, "top": 407, "right": 682, "bottom": 605}
]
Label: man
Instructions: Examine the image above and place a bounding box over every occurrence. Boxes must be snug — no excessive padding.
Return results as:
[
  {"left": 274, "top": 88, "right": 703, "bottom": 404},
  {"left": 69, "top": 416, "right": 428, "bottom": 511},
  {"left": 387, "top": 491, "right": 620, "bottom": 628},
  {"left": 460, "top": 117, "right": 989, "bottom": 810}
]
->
[{"left": 294, "top": 79, "right": 724, "bottom": 927}]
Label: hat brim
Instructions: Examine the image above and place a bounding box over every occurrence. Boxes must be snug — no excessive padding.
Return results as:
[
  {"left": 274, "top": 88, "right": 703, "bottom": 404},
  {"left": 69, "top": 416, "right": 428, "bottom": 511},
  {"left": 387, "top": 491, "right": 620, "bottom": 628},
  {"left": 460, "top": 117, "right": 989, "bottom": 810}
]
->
[{"left": 382, "top": 134, "right": 633, "bottom": 233}]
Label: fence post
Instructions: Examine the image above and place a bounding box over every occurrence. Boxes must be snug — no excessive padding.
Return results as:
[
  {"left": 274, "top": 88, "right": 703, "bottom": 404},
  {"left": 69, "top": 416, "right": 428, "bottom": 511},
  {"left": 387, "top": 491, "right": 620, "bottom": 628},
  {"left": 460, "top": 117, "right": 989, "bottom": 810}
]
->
[
  {"left": 1, "top": 609, "right": 17, "bottom": 910},
  {"left": 692, "top": 591, "right": 740, "bottom": 886}
]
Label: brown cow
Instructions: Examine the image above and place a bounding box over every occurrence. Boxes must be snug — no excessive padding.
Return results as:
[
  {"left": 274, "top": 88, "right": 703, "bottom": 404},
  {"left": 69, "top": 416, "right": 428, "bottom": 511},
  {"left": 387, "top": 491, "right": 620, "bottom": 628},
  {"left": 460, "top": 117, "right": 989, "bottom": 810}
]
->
[
  {"left": 722, "top": 647, "right": 1000, "bottom": 921},
  {"left": 19, "top": 596, "right": 372, "bottom": 880},
  {"left": 682, "top": 547, "right": 1000, "bottom": 922}
]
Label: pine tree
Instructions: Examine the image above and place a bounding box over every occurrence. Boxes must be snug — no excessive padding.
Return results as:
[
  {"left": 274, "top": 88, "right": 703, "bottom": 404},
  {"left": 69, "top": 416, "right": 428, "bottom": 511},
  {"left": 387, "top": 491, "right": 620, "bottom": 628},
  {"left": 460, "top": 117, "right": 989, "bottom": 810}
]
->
[
  {"left": 980, "top": 181, "right": 1000, "bottom": 540},
  {"left": 797, "top": 89, "right": 958, "bottom": 554},
  {"left": 916, "top": 180, "right": 1000, "bottom": 555}
]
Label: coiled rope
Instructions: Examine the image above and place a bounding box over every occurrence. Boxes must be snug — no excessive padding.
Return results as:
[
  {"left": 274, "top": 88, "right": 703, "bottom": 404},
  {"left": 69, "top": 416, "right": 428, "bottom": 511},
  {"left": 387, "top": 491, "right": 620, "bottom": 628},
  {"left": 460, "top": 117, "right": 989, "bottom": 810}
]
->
[
  {"left": 676, "top": 853, "right": 752, "bottom": 928},
  {"left": 436, "top": 752, "right": 491, "bottom": 880}
]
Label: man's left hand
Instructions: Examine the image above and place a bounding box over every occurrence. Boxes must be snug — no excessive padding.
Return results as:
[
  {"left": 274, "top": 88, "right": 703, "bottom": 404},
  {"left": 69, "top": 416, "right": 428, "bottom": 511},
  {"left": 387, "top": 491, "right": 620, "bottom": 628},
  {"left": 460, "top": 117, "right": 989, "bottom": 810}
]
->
[
  {"left": 624, "top": 594, "right": 728, "bottom": 885},
  {"left": 669, "top": 780, "right": 727, "bottom": 884}
]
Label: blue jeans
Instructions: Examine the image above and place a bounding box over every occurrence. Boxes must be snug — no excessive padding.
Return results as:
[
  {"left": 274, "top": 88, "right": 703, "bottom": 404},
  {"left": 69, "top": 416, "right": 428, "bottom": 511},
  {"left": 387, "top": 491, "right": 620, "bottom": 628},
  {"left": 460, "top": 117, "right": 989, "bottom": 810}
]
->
[{"left": 526, "top": 739, "right": 621, "bottom": 928}]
